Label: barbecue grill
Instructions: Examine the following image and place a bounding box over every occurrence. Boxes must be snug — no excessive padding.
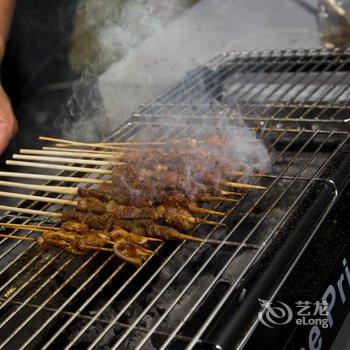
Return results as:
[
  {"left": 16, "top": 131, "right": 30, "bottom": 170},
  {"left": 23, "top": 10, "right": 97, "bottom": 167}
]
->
[{"left": 0, "top": 47, "right": 349, "bottom": 350}]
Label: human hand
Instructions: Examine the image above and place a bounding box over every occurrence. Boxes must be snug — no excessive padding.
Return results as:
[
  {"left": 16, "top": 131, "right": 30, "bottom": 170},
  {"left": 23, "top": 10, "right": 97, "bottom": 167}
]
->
[{"left": 0, "top": 85, "right": 17, "bottom": 153}]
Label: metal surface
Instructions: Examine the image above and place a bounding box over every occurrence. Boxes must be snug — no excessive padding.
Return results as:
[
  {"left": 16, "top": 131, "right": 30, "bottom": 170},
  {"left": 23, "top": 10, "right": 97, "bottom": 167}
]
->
[{"left": 0, "top": 48, "right": 349, "bottom": 349}]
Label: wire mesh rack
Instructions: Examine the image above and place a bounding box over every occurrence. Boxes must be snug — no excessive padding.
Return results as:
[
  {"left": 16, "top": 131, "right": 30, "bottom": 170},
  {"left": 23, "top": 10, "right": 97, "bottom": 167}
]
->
[{"left": 0, "top": 48, "right": 349, "bottom": 350}]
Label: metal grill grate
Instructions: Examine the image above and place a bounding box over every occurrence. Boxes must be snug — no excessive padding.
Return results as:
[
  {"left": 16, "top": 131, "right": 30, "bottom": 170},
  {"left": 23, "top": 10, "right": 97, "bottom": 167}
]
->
[
  {"left": 0, "top": 48, "right": 349, "bottom": 350},
  {"left": 135, "top": 48, "right": 350, "bottom": 131}
]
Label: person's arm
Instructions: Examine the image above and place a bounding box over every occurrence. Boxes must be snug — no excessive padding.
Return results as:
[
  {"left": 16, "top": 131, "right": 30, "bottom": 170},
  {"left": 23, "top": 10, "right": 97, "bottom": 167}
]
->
[{"left": 0, "top": 0, "right": 17, "bottom": 154}]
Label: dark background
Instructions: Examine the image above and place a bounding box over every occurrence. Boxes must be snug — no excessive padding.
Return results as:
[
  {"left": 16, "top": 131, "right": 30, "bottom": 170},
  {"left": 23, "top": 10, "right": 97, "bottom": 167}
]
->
[{"left": 0, "top": 0, "right": 80, "bottom": 162}]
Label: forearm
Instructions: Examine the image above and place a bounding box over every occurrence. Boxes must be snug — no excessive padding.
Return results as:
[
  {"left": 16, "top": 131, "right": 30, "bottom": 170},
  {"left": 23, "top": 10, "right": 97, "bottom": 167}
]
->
[{"left": 0, "top": 0, "right": 16, "bottom": 59}]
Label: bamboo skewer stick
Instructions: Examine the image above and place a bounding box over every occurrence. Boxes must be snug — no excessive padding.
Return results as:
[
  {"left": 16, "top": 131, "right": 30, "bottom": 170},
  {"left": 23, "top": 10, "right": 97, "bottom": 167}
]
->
[
  {"left": 0, "top": 223, "right": 207, "bottom": 247},
  {"left": 52, "top": 142, "right": 178, "bottom": 150},
  {"left": 42, "top": 147, "right": 123, "bottom": 155},
  {"left": 41, "top": 147, "right": 269, "bottom": 176},
  {"left": 0, "top": 172, "right": 259, "bottom": 197},
  {"left": 219, "top": 190, "right": 244, "bottom": 196},
  {"left": 34, "top": 156, "right": 267, "bottom": 181},
  {"left": 0, "top": 205, "right": 61, "bottom": 218},
  {"left": 41, "top": 155, "right": 267, "bottom": 180},
  {"left": 40, "top": 136, "right": 203, "bottom": 147},
  {"left": 20, "top": 149, "right": 122, "bottom": 159},
  {"left": 0, "top": 173, "right": 240, "bottom": 198},
  {"left": 13, "top": 156, "right": 266, "bottom": 179},
  {"left": 39, "top": 137, "right": 130, "bottom": 151},
  {"left": 0, "top": 233, "right": 35, "bottom": 241},
  {"left": 0, "top": 190, "right": 77, "bottom": 206},
  {"left": 0, "top": 171, "right": 108, "bottom": 184},
  {"left": 190, "top": 207, "right": 226, "bottom": 217},
  {"left": 223, "top": 181, "right": 266, "bottom": 190},
  {"left": 232, "top": 171, "right": 268, "bottom": 178},
  {"left": 0, "top": 231, "right": 116, "bottom": 253},
  {"left": 5, "top": 162, "right": 266, "bottom": 190},
  {"left": 0, "top": 205, "right": 223, "bottom": 227},
  {"left": 23, "top": 150, "right": 266, "bottom": 177},
  {"left": 21, "top": 150, "right": 268, "bottom": 179},
  {"left": 202, "top": 196, "right": 239, "bottom": 203},
  {"left": 84, "top": 246, "right": 115, "bottom": 252},
  {"left": 0, "top": 180, "right": 240, "bottom": 205},
  {"left": 0, "top": 223, "right": 164, "bottom": 245},
  {"left": 55, "top": 142, "right": 157, "bottom": 147},
  {"left": 9, "top": 154, "right": 267, "bottom": 190},
  {"left": 0, "top": 223, "right": 58, "bottom": 231},
  {"left": 54, "top": 144, "right": 132, "bottom": 151},
  {"left": 0, "top": 223, "right": 159, "bottom": 243},
  {"left": 12, "top": 154, "right": 124, "bottom": 166},
  {"left": 0, "top": 186, "right": 226, "bottom": 217},
  {"left": 45, "top": 136, "right": 262, "bottom": 147},
  {"left": 6, "top": 160, "right": 112, "bottom": 174},
  {"left": 0, "top": 180, "right": 78, "bottom": 195},
  {"left": 186, "top": 217, "right": 225, "bottom": 227},
  {"left": 21, "top": 151, "right": 268, "bottom": 178},
  {"left": 39, "top": 145, "right": 269, "bottom": 181},
  {"left": 0, "top": 229, "right": 258, "bottom": 249}
]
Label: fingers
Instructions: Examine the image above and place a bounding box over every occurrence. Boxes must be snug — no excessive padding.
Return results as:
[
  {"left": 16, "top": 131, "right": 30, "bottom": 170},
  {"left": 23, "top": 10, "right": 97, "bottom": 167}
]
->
[
  {"left": 0, "top": 116, "right": 16, "bottom": 153},
  {"left": 0, "top": 86, "right": 17, "bottom": 154}
]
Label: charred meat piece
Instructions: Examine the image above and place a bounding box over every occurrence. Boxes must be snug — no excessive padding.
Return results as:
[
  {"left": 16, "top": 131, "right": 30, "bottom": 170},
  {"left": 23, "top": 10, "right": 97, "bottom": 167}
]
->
[
  {"left": 78, "top": 184, "right": 154, "bottom": 207},
  {"left": 111, "top": 226, "right": 160, "bottom": 245},
  {"left": 113, "top": 238, "right": 146, "bottom": 267},
  {"left": 111, "top": 165, "right": 214, "bottom": 194},
  {"left": 76, "top": 197, "right": 106, "bottom": 214},
  {"left": 36, "top": 230, "right": 83, "bottom": 254},
  {"left": 36, "top": 231, "right": 71, "bottom": 250},
  {"left": 62, "top": 211, "right": 115, "bottom": 230},
  {"left": 76, "top": 232, "right": 109, "bottom": 249},
  {"left": 61, "top": 221, "right": 89, "bottom": 233}
]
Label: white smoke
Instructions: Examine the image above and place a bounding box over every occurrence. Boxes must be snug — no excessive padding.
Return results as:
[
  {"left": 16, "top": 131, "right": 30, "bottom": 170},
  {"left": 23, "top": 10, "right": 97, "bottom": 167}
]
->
[
  {"left": 62, "top": 0, "right": 270, "bottom": 174},
  {"left": 63, "top": 0, "right": 197, "bottom": 141}
]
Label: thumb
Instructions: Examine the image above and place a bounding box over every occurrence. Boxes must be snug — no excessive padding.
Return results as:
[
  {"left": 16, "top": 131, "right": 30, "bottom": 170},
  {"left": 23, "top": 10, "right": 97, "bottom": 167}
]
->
[
  {"left": 0, "top": 87, "right": 17, "bottom": 154},
  {"left": 0, "top": 116, "right": 15, "bottom": 153}
]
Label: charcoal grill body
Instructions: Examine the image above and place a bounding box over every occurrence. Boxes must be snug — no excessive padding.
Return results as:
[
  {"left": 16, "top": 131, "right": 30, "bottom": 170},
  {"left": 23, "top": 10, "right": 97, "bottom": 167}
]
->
[{"left": 0, "top": 48, "right": 349, "bottom": 350}]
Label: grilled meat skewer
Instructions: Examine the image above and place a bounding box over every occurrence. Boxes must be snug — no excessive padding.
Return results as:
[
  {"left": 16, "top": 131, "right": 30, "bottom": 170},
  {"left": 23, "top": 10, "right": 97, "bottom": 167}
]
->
[
  {"left": 76, "top": 195, "right": 225, "bottom": 217},
  {"left": 110, "top": 164, "right": 239, "bottom": 194},
  {"left": 65, "top": 202, "right": 223, "bottom": 231},
  {"left": 78, "top": 186, "right": 210, "bottom": 208},
  {"left": 104, "top": 202, "right": 223, "bottom": 229},
  {"left": 2, "top": 134, "right": 258, "bottom": 268},
  {"left": 112, "top": 219, "right": 208, "bottom": 242},
  {"left": 61, "top": 220, "right": 161, "bottom": 245},
  {"left": 112, "top": 238, "right": 149, "bottom": 266},
  {"left": 122, "top": 146, "right": 249, "bottom": 176},
  {"left": 36, "top": 228, "right": 152, "bottom": 266},
  {"left": 61, "top": 219, "right": 211, "bottom": 243},
  {"left": 62, "top": 218, "right": 208, "bottom": 244}
]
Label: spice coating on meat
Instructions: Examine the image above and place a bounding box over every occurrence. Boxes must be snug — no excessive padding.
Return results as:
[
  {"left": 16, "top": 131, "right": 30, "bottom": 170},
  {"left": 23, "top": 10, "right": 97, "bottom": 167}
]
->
[
  {"left": 36, "top": 224, "right": 153, "bottom": 266},
  {"left": 62, "top": 203, "right": 198, "bottom": 231},
  {"left": 38, "top": 134, "right": 258, "bottom": 267}
]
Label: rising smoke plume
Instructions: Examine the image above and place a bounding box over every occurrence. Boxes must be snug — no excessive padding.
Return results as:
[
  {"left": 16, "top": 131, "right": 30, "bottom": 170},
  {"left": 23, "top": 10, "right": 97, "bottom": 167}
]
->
[
  {"left": 63, "top": 0, "right": 270, "bottom": 173},
  {"left": 63, "top": 0, "right": 198, "bottom": 141}
]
